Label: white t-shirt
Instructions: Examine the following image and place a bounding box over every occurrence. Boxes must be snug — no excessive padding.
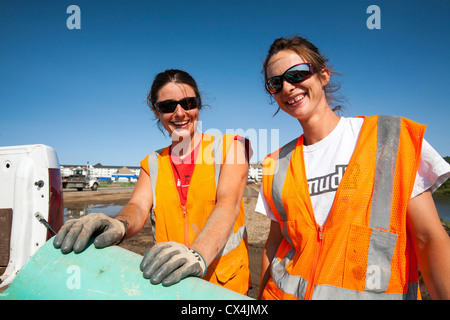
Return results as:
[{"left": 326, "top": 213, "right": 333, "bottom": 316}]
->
[{"left": 255, "top": 117, "right": 450, "bottom": 225}]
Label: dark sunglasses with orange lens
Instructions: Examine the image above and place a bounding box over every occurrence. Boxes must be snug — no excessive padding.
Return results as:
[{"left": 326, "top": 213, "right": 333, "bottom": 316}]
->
[
  {"left": 265, "top": 63, "right": 314, "bottom": 94},
  {"left": 153, "top": 96, "right": 200, "bottom": 113}
]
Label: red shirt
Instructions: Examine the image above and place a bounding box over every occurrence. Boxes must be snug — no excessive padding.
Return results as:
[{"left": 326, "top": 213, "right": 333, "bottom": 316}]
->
[
  {"left": 141, "top": 135, "right": 252, "bottom": 206},
  {"left": 169, "top": 138, "right": 201, "bottom": 206}
]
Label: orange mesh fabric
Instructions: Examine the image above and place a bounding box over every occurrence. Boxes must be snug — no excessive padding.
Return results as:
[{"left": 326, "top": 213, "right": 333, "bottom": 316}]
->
[
  {"left": 262, "top": 116, "right": 425, "bottom": 300},
  {"left": 386, "top": 118, "right": 425, "bottom": 293},
  {"left": 153, "top": 133, "right": 250, "bottom": 294}
]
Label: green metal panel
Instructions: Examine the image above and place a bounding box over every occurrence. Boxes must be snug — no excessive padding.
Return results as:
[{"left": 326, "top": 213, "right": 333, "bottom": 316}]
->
[{"left": 0, "top": 238, "right": 252, "bottom": 300}]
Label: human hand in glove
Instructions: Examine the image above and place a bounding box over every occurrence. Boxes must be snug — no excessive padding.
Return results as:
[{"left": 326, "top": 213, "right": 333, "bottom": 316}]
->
[
  {"left": 53, "top": 213, "right": 127, "bottom": 254},
  {"left": 140, "top": 241, "right": 207, "bottom": 286}
]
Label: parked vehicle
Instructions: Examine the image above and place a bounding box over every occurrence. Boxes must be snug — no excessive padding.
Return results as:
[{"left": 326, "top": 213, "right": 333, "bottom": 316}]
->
[
  {"left": 0, "top": 144, "right": 64, "bottom": 289},
  {"left": 63, "top": 167, "right": 99, "bottom": 191}
]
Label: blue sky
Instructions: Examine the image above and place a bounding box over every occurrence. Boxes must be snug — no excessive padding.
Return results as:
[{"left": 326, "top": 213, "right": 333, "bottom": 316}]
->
[{"left": 1, "top": 0, "right": 449, "bottom": 166}]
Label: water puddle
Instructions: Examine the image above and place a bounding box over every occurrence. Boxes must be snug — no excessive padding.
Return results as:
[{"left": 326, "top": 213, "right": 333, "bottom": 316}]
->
[{"left": 64, "top": 200, "right": 128, "bottom": 222}]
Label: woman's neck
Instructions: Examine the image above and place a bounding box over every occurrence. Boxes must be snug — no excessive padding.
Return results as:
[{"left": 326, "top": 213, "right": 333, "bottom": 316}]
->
[
  {"left": 299, "top": 107, "right": 340, "bottom": 146},
  {"left": 171, "top": 130, "right": 202, "bottom": 159}
]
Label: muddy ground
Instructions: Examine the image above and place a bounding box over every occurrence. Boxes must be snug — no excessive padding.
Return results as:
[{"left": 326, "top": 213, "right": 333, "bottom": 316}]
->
[{"left": 63, "top": 184, "right": 270, "bottom": 299}]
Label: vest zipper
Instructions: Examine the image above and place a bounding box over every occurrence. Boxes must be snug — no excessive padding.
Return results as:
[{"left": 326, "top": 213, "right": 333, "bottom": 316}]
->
[
  {"left": 182, "top": 205, "right": 190, "bottom": 247},
  {"left": 304, "top": 225, "right": 324, "bottom": 300}
]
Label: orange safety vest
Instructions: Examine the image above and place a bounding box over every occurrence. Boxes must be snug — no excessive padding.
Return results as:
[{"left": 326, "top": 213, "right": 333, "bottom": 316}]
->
[
  {"left": 261, "top": 115, "right": 426, "bottom": 300},
  {"left": 147, "top": 133, "right": 251, "bottom": 294}
]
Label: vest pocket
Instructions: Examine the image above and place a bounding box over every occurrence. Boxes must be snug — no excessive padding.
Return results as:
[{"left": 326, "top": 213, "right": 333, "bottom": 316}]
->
[
  {"left": 213, "top": 245, "right": 244, "bottom": 285},
  {"left": 344, "top": 224, "right": 397, "bottom": 293},
  {"left": 343, "top": 224, "right": 372, "bottom": 291}
]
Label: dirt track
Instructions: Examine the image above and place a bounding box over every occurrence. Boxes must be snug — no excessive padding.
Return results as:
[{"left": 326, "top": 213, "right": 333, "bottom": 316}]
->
[{"left": 63, "top": 184, "right": 270, "bottom": 299}]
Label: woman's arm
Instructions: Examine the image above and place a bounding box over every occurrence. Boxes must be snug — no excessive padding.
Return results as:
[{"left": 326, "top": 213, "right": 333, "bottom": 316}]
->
[
  {"left": 115, "top": 168, "right": 152, "bottom": 238},
  {"left": 54, "top": 168, "right": 152, "bottom": 253},
  {"left": 407, "top": 190, "right": 450, "bottom": 299},
  {"left": 257, "top": 220, "right": 283, "bottom": 299},
  {"left": 139, "top": 139, "right": 252, "bottom": 286},
  {"left": 189, "top": 139, "right": 249, "bottom": 266}
]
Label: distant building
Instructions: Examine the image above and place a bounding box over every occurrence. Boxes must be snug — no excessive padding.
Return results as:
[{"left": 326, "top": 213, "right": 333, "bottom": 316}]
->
[
  {"left": 60, "top": 163, "right": 140, "bottom": 182},
  {"left": 248, "top": 163, "right": 262, "bottom": 183},
  {"left": 112, "top": 166, "right": 138, "bottom": 182},
  {"left": 61, "top": 162, "right": 262, "bottom": 183}
]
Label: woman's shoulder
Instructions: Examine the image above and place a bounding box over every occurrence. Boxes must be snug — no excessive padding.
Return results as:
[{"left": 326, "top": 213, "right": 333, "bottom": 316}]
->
[{"left": 140, "top": 146, "right": 168, "bottom": 174}]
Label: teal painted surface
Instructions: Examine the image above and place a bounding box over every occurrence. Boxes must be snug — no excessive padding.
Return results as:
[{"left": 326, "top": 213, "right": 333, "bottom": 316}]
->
[{"left": 0, "top": 238, "right": 252, "bottom": 300}]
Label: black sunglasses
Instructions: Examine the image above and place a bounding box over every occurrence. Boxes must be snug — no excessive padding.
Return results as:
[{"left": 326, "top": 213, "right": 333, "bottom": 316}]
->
[
  {"left": 265, "top": 63, "right": 314, "bottom": 94},
  {"left": 153, "top": 96, "right": 201, "bottom": 114}
]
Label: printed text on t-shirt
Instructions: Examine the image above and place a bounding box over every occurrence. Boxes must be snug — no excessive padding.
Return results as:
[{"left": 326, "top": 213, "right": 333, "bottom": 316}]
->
[{"left": 307, "top": 165, "right": 347, "bottom": 196}]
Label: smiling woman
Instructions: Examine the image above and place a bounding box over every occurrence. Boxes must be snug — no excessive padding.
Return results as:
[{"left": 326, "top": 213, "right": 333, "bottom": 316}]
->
[
  {"left": 147, "top": 69, "right": 203, "bottom": 136},
  {"left": 262, "top": 36, "right": 343, "bottom": 120},
  {"left": 54, "top": 68, "right": 252, "bottom": 296},
  {"left": 256, "top": 35, "right": 450, "bottom": 301},
  {"left": 151, "top": 81, "right": 202, "bottom": 157}
]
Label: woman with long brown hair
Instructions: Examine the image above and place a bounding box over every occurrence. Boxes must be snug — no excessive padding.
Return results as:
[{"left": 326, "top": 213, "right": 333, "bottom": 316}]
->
[{"left": 256, "top": 36, "right": 450, "bottom": 300}]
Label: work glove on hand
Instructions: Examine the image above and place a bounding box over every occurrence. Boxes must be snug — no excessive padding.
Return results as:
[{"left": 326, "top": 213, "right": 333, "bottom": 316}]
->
[
  {"left": 140, "top": 241, "right": 207, "bottom": 286},
  {"left": 53, "top": 213, "right": 127, "bottom": 254}
]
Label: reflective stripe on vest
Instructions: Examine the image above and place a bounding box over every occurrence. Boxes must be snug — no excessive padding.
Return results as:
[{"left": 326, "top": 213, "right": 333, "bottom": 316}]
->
[
  {"left": 147, "top": 134, "right": 247, "bottom": 257},
  {"left": 148, "top": 148, "right": 162, "bottom": 242},
  {"left": 270, "top": 115, "right": 417, "bottom": 299}
]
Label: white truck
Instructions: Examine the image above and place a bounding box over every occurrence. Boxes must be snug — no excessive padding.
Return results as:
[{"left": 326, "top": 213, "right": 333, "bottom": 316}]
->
[
  {"left": 0, "top": 144, "right": 64, "bottom": 289},
  {"left": 63, "top": 166, "right": 99, "bottom": 191}
]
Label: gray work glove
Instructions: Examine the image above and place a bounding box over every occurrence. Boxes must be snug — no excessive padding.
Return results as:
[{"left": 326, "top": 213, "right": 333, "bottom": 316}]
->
[
  {"left": 140, "top": 241, "right": 207, "bottom": 286},
  {"left": 53, "top": 213, "right": 127, "bottom": 254}
]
